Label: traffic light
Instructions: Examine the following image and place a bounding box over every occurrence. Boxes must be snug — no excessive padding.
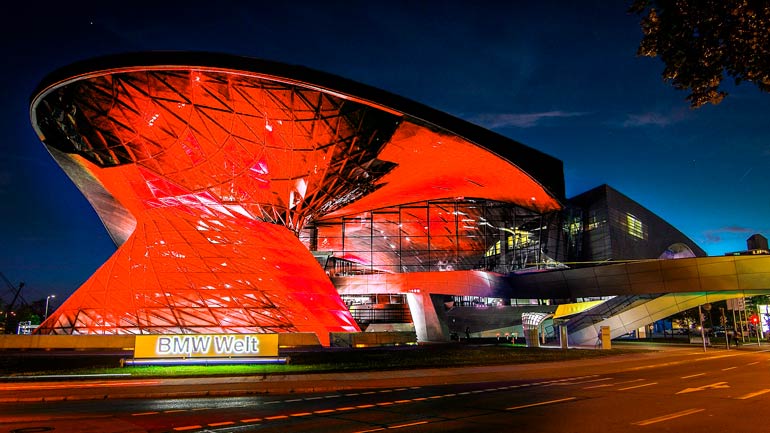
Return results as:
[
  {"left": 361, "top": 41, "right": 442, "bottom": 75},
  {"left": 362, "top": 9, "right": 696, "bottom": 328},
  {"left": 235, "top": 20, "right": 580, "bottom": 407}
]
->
[{"left": 750, "top": 314, "right": 759, "bottom": 325}]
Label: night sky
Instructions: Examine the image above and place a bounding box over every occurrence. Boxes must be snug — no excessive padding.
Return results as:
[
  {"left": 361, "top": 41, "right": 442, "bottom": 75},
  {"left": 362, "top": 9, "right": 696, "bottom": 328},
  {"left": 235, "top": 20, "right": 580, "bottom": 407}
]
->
[{"left": 1, "top": 1, "right": 768, "bottom": 303}]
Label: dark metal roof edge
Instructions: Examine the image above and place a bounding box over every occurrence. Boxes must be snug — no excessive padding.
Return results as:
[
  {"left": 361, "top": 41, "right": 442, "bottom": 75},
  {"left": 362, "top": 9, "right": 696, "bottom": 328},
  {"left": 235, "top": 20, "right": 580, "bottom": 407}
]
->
[{"left": 30, "top": 51, "right": 566, "bottom": 203}]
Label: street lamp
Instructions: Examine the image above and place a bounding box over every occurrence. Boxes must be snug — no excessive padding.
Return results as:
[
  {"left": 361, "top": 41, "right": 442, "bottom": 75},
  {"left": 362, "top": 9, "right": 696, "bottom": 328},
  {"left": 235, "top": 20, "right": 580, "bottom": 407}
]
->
[{"left": 44, "top": 295, "right": 56, "bottom": 320}]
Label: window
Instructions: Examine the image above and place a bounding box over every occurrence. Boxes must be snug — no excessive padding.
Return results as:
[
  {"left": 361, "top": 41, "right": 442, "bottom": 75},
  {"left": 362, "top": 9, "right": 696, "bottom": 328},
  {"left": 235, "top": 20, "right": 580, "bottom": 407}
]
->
[{"left": 626, "top": 213, "right": 644, "bottom": 239}]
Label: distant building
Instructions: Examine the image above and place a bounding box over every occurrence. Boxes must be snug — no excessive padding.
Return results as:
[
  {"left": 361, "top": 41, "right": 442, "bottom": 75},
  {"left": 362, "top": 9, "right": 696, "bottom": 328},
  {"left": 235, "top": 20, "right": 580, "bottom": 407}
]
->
[
  {"left": 726, "top": 233, "right": 770, "bottom": 256},
  {"left": 565, "top": 185, "right": 706, "bottom": 264},
  {"left": 748, "top": 234, "right": 769, "bottom": 251}
]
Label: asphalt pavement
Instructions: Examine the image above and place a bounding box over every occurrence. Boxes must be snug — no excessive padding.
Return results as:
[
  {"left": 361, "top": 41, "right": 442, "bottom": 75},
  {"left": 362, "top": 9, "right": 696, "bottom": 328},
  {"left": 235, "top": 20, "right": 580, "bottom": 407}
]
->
[{"left": 2, "top": 342, "right": 767, "bottom": 403}]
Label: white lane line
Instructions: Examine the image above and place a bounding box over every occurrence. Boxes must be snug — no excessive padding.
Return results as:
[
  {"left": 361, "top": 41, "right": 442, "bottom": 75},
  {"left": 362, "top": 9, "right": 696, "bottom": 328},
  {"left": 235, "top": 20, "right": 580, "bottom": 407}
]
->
[
  {"left": 618, "top": 382, "right": 658, "bottom": 391},
  {"left": 507, "top": 397, "right": 577, "bottom": 411},
  {"left": 632, "top": 408, "right": 704, "bottom": 426},
  {"left": 390, "top": 420, "right": 429, "bottom": 429},
  {"left": 681, "top": 373, "right": 706, "bottom": 379},
  {"left": 736, "top": 389, "right": 770, "bottom": 400},
  {"left": 722, "top": 367, "right": 737, "bottom": 371},
  {"left": 614, "top": 379, "right": 645, "bottom": 385},
  {"left": 553, "top": 377, "right": 613, "bottom": 386}
]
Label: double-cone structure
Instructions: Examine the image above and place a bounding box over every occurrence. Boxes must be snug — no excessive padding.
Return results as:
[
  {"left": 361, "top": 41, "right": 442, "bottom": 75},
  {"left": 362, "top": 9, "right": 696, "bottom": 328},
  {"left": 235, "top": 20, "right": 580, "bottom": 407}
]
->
[{"left": 30, "top": 52, "right": 562, "bottom": 345}]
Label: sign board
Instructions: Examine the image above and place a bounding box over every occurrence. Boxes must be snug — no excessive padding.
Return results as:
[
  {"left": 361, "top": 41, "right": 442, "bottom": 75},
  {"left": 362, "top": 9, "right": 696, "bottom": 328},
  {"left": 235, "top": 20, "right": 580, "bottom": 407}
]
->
[
  {"left": 134, "top": 334, "right": 279, "bottom": 359},
  {"left": 600, "top": 326, "right": 611, "bottom": 350}
]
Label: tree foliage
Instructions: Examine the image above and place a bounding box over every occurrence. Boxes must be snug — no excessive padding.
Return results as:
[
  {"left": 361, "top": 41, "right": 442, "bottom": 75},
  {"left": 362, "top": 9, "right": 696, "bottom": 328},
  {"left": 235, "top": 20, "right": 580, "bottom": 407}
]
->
[{"left": 630, "top": 0, "right": 770, "bottom": 108}]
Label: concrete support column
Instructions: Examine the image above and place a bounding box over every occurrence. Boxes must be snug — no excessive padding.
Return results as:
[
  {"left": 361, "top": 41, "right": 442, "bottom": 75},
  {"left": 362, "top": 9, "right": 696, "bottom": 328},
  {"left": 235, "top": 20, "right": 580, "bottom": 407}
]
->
[
  {"left": 406, "top": 292, "right": 450, "bottom": 342},
  {"left": 524, "top": 328, "right": 540, "bottom": 347}
]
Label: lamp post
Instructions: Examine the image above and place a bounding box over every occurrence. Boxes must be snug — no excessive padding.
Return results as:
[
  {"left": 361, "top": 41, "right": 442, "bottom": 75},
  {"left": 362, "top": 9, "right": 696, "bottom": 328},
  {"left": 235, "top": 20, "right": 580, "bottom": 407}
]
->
[{"left": 44, "top": 294, "right": 56, "bottom": 320}]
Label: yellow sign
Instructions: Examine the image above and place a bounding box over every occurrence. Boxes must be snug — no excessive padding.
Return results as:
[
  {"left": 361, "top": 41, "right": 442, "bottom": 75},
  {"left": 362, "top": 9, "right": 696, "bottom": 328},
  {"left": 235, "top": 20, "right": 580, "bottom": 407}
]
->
[{"left": 134, "top": 334, "right": 279, "bottom": 358}]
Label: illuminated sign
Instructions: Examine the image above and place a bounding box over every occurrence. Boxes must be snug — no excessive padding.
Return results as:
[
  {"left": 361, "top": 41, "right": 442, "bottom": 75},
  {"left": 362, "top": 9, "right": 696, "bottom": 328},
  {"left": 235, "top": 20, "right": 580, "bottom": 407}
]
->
[{"left": 134, "top": 334, "right": 279, "bottom": 359}]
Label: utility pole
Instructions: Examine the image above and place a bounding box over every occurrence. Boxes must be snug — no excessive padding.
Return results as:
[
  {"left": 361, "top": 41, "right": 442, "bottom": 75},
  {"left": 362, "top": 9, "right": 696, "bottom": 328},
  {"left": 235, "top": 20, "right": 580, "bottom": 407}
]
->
[
  {"left": 720, "top": 307, "right": 729, "bottom": 350},
  {"left": 699, "top": 304, "right": 707, "bottom": 352}
]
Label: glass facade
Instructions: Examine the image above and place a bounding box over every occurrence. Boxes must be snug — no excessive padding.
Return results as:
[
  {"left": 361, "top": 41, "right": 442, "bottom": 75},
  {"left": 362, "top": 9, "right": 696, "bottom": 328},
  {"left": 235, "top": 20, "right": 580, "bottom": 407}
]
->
[{"left": 302, "top": 198, "right": 565, "bottom": 275}]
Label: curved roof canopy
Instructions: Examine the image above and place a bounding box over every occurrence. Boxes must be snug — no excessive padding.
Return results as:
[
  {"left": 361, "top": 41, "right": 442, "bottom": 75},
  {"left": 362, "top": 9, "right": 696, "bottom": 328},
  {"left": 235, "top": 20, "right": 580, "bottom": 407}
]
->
[{"left": 31, "top": 51, "right": 564, "bottom": 240}]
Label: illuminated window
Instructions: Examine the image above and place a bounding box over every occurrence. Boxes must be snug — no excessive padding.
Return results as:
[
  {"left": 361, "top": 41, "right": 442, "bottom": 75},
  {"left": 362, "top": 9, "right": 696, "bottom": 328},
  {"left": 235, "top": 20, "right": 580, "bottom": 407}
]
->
[
  {"left": 567, "top": 218, "right": 581, "bottom": 237},
  {"left": 586, "top": 210, "right": 604, "bottom": 231},
  {"left": 485, "top": 240, "right": 501, "bottom": 257},
  {"left": 626, "top": 213, "right": 644, "bottom": 239}
]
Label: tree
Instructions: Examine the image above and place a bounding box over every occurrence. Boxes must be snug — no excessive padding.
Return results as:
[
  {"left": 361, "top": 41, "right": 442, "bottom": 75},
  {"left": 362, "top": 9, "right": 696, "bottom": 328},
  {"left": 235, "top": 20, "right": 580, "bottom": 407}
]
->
[{"left": 630, "top": 0, "right": 770, "bottom": 108}]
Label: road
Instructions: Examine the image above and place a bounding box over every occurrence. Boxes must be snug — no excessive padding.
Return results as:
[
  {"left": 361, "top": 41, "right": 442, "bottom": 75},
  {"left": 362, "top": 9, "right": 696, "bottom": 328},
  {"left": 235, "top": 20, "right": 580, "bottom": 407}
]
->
[{"left": 2, "top": 346, "right": 770, "bottom": 432}]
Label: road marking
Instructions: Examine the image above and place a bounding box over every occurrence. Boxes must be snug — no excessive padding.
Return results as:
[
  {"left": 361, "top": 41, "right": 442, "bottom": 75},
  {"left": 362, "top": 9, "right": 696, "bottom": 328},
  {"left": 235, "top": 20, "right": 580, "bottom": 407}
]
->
[
  {"left": 314, "top": 409, "right": 336, "bottom": 414},
  {"left": 681, "top": 373, "right": 706, "bottom": 379},
  {"left": 357, "top": 404, "right": 376, "bottom": 408},
  {"left": 722, "top": 367, "right": 737, "bottom": 371},
  {"left": 208, "top": 421, "right": 235, "bottom": 427},
  {"left": 747, "top": 362, "right": 759, "bottom": 366},
  {"left": 376, "top": 402, "right": 395, "bottom": 406},
  {"left": 506, "top": 397, "right": 577, "bottom": 411},
  {"left": 265, "top": 415, "right": 289, "bottom": 420},
  {"left": 554, "top": 377, "right": 612, "bottom": 386},
  {"left": 362, "top": 391, "right": 377, "bottom": 395},
  {"left": 163, "top": 410, "right": 186, "bottom": 413},
  {"left": 354, "top": 428, "right": 385, "bottom": 433},
  {"left": 694, "top": 353, "right": 744, "bottom": 362},
  {"left": 285, "top": 398, "right": 302, "bottom": 402},
  {"left": 390, "top": 421, "right": 429, "bottom": 429},
  {"left": 305, "top": 396, "right": 323, "bottom": 400},
  {"left": 291, "top": 412, "right": 312, "bottom": 417},
  {"left": 132, "top": 411, "right": 159, "bottom": 416},
  {"left": 736, "top": 389, "right": 770, "bottom": 400},
  {"left": 345, "top": 393, "right": 360, "bottom": 396},
  {"left": 173, "top": 426, "right": 203, "bottom": 431},
  {"left": 240, "top": 417, "right": 262, "bottom": 423},
  {"left": 394, "top": 400, "right": 412, "bottom": 404},
  {"left": 676, "top": 382, "right": 729, "bottom": 394},
  {"left": 632, "top": 408, "right": 704, "bottom": 426},
  {"left": 337, "top": 406, "right": 357, "bottom": 411},
  {"left": 613, "top": 379, "right": 645, "bottom": 385},
  {"left": 394, "top": 388, "right": 409, "bottom": 391},
  {"left": 618, "top": 382, "right": 658, "bottom": 391},
  {"left": 583, "top": 384, "right": 615, "bottom": 390}
]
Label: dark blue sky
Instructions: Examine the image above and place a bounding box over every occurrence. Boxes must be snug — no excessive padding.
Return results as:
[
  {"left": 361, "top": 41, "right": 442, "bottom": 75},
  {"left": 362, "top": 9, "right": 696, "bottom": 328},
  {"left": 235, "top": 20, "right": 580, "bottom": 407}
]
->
[{"left": 1, "top": 1, "right": 768, "bottom": 302}]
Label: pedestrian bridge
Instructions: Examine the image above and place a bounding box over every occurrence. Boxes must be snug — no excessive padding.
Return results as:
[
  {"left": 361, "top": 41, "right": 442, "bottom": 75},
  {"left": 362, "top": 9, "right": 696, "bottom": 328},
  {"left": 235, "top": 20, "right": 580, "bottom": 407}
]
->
[{"left": 335, "top": 255, "right": 770, "bottom": 344}]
